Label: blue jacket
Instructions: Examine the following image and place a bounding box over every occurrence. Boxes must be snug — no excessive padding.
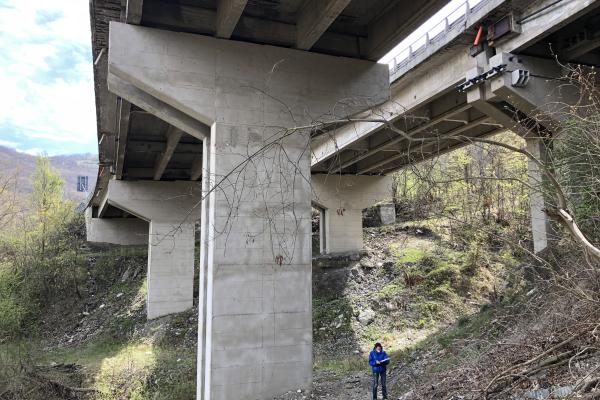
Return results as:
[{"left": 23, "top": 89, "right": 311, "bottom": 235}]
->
[{"left": 369, "top": 349, "right": 390, "bottom": 373}]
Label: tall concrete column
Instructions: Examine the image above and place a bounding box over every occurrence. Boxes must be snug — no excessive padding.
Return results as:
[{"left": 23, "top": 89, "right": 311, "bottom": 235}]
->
[
  {"left": 148, "top": 221, "right": 196, "bottom": 318},
  {"left": 200, "top": 123, "right": 314, "bottom": 399},
  {"left": 106, "top": 21, "right": 389, "bottom": 399},
  {"left": 105, "top": 180, "right": 201, "bottom": 319},
  {"left": 526, "top": 138, "right": 553, "bottom": 253},
  {"left": 312, "top": 174, "right": 392, "bottom": 254}
]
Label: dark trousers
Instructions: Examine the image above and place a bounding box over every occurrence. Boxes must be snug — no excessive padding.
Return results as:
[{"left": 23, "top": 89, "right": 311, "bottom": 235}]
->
[{"left": 372, "top": 370, "right": 387, "bottom": 399}]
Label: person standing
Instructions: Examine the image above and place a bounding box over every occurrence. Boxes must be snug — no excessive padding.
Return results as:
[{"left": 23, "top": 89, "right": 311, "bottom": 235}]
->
[{"left": 369, "top": 342, "right": 390, "bottom": 399}]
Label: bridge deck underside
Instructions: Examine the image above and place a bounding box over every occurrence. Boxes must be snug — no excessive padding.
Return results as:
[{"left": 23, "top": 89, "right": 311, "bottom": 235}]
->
[
  {"left": 122, "top": 108, "right": 203, "bottom": 181},
  {"left": 311, "top": 93, "right": 503, "bottom": 176},
  {"left": 141, "top": 0, "right": 447, "bottom": 60}
]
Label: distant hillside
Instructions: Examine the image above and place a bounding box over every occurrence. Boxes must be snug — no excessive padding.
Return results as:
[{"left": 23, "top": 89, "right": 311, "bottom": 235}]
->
[{"left": 0, "top": 146, "right": 98, "bottom": 202}]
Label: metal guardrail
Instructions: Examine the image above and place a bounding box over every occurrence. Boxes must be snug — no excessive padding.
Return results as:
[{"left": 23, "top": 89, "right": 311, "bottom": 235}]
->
[{"left": 387, "top": 0, "right": 489, "bottom": 76}]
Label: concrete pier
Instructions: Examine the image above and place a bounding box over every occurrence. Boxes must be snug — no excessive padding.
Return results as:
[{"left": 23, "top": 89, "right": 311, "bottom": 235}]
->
[
  {"left": 312, "top": 175, "right": 392, "bottom": 254},
  {"left": 100, "top": 180, "right": 201, "bottom": 319},
  {"left": 104, "top": 21, "right": 389, "bottom": 399},
  {"left": 525, "top": 138, "right": 553, "bottom": 253}
]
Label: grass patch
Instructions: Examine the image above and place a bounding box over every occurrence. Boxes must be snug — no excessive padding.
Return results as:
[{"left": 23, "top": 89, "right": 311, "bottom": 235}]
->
[
  {"left": 376, "top": 281, "right": 405, "bottom": 300},
  {"left": 391, "top": 246, "right": 428, "bottom": 265},
  {"left": 95, "top": 342, "right": 156, "bottom": 398},
  {"left": 44, "top": 336, "right": 197, "bottom": 400},
  {"left": 361, "top": 326, "right": 397, "bottom": 345},
  {"left": 44, "top": 336, "right": 129, "bottom": 372},
  {"left": 94, "top": 342, "right": 196, "bottom": 399},
  {"left": 426, "top": 261, "right": 460, "bottom": 286},
  {"left": 436, "top": 305, "right": 497, "bottom": 349},
  {"left": 314, "top": 355, "right": 365, "bottom": 374}
]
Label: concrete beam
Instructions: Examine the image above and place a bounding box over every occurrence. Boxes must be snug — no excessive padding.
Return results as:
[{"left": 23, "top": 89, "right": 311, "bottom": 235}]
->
[
  {"left": 128, "top": 140, "right": 202, "bottom": 154},
  {"left": 125, "top": 0, "right": 143, "bottom": 24},
  {"left": 125, "top": 168, "right": 191, "bottom": 179},
  {"left": 357, "top": 115, "right": 491, "bottom": 174},
  {"left": 296, "top": 0, "right": 352, "bottom": 50},
  {"left": 115, "top": 99, "right": 131, "bottom": 179},
  {"left": 563, "top": 37, "right": 600, "bottom": 60},
  {"left": 215, "top": 0, "right": 247, "bottom": 39},
  {"left": 330, "top": 103, "right": 471, "bottom": 173},
  {"left": 379, "top": 127, "right": 504, "bottom": 174},
  {"left": 91, "top": 41, "right": 118, "bottom": 208},
  {"left": 107, "top": 74, "right": 210, "bottom": 141},
  {"left": 97, "top": 189, "right": 110, "bottom": 218},
  {"left": 85, "top": 207, "right": 148, "bottom": 245},
  {"left": 153, "top": 126, "right": 183, "bottom": 180}
]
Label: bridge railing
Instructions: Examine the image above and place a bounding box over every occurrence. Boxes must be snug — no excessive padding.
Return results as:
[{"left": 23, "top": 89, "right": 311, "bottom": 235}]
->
[{"left": 387, "top": 0, "right": 488, "bottom": 78}]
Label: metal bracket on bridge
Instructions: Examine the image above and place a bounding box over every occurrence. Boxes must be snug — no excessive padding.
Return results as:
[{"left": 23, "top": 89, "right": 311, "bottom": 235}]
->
[
  {"left": 457, "top": 64, "right": 507, "bottom": 93},
  {"left": 511, "top": 69, "right": 530, "bottom": 87}
]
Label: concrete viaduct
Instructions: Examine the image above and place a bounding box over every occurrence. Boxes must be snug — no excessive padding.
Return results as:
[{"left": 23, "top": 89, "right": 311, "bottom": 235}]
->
[{"left": 85, "top": 0, "right": 600, "bottom": 398}]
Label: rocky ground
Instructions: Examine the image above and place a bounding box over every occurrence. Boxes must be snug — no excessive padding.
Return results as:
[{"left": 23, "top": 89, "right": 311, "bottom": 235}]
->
[
  {"left": 275, "top": 222, "right": 505, "bottom": 400},
  {"left": 277, "top": 223, "right": 600, "bottom": 400}
]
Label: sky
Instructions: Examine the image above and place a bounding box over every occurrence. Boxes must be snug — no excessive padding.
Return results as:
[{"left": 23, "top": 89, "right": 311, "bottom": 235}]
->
[
  {"left": 0, "top": 0, "right": 96, "bottom": 156},
  {"left": 0, "top": 0, "right": 477, "bottom": 156},
  {"left": 379, "top": 0, "right": 482, "bottom": 65}
]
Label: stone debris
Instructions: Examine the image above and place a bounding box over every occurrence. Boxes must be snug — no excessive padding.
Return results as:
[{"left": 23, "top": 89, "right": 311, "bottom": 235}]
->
[
  {"left": 522, "top": 386, "right": 573, "bottom": 399},
  {"left": 359, "top": 257, "right": 375, "bottom": 269},
  {"left": 357, "top": 309, "right": 375, "bottom": 325}
]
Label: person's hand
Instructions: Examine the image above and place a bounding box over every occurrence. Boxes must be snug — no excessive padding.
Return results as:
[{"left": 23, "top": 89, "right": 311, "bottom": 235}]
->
[{"left": 376, "top": 360, "right": 381, "bottom": 364}]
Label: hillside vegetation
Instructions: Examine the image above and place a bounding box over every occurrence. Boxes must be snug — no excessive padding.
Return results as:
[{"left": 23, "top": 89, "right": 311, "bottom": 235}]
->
[{"left": 0, "top": 145, "right": 97, "bottom": 202}]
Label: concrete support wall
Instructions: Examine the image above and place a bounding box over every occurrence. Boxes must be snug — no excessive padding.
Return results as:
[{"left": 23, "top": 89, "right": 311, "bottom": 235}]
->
[
  {"left": 312, "top": 174, "right": 393, "bottom": 253},
  {"left": 85, "top": 207, "right": 148, "bottom": 246},
  {"left": 525, "top": 138, "right": 553, "bottom": 253},
  {"left": 107, "top": 22, "right": 389, "bottom": 399},
  {"left": 105, "top": 180, "right": 201, "bottom": 319}
]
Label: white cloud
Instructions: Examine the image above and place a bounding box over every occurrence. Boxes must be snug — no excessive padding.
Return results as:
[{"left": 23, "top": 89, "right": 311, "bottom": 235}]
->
[
  {"left": 0, "top": 139, "right": 18, "bottom": 147},
  {"left": 17, "top": 148, "right": 44, "bottom": 156},
  {"left": 0, "top": 0, "right": 97, "bottom": 155}
]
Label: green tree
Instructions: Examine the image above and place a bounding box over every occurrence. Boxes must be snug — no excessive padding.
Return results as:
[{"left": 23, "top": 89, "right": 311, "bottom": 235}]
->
[
  {"left": 0, "top": 156, "right": 85, "bottom": 339},
  {"left": 31, "top": 156, "right": 66, "bottom": 256}
]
